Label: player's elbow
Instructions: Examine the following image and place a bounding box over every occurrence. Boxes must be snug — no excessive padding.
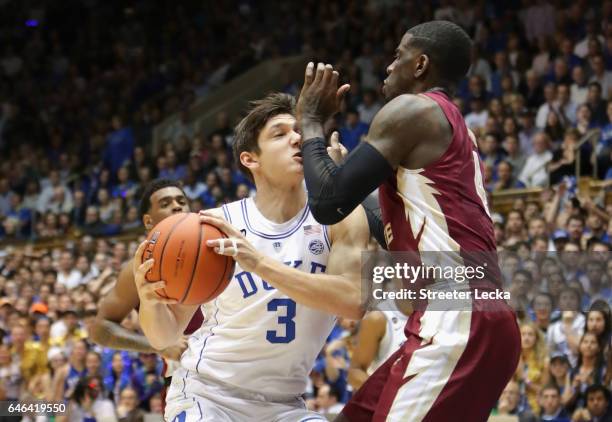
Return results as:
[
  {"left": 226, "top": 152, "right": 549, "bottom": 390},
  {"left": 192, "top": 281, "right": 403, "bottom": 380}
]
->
[
  {"left": 88, "top": 318, "right": 111, "bottom": 346},
  {"left": 309, "top": 201, "right": 344, "bottom": 225},
  {"left": 143, "top": 329, "right": 177, "bottom": 351}
]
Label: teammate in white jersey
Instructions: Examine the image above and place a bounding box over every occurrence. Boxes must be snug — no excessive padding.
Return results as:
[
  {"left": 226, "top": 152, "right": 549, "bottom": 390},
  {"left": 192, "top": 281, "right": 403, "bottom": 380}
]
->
[
  {"left": 348, "top": 300, "right": 410, "bottom": 390},
  {"left": 133, "top": 93, "right": 371, "bottom": 422}
]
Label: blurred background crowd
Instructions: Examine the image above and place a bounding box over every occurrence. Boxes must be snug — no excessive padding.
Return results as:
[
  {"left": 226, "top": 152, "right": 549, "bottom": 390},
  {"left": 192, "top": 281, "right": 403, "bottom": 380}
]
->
[{"left": 0, "top": 0, "right": 612, "bottom": 421}]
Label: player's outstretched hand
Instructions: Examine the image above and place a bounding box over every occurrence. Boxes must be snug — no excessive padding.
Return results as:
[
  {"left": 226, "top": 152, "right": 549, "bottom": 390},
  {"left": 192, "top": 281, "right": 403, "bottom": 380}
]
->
[
  {"left": 133, "top": 240, "right": 179, "bottom": 306},
  {"left": 297, "top": 62, "right": 350, "bottom": 126},
  {"left": 159, "top": 335, "right": 188, "bottom": 361},
  {"left": 199, "top": 211, "right": 264, "bottom": 273}
]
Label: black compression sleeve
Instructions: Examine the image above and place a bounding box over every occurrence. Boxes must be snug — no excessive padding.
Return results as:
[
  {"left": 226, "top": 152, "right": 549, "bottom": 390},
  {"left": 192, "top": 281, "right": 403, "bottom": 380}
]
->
[
  {"left": 361, "top": 194, "right": 387, "bottom": 250},
  {"left": 302, "top": 137, "right": 394, "bottom": 225}
]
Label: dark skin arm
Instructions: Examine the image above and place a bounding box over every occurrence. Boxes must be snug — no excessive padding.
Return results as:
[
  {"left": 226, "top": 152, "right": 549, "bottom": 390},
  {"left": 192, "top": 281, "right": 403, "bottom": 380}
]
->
[
  {"left": 297, "top": 63, "right": 452, "bottom": 220},
  {"left": 90, "top": 258, "right": 187, "bottom": 360},
  {"left": 348, "top": 311, "right": 386, "bottom": 390}
]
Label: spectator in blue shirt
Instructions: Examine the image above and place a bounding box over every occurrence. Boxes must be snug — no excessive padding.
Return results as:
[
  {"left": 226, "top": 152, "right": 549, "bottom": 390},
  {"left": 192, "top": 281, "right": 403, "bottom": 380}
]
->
[
  {"left": 339, "top": 109, "right": 369, "bottom": 152},
  {"left": 103, "top": 115, "right": 135, "bottom": 178}
]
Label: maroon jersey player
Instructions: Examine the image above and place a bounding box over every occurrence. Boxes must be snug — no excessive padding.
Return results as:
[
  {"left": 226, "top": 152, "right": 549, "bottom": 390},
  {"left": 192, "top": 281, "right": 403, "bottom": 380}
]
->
[{"left": 296, "top": 20, "right": 521, "bottom": 421}]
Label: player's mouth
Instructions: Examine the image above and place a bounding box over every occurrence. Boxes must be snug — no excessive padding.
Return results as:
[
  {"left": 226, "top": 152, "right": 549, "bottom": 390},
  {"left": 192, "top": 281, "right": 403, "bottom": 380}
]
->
[{"left": 293, "top": 152, "right": 302, "bottom": 163}]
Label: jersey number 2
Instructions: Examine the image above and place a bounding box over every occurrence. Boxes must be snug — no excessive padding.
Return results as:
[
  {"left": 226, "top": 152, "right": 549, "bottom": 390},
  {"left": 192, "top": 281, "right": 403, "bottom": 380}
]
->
[{"left": 266, "top": 298, "right": 296, "bottom": 343}]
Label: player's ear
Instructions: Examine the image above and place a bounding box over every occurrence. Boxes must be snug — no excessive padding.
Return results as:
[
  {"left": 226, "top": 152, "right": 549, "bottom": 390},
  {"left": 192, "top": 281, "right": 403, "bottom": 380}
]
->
[
  {"left": 142, "top": 214, "right": 154, "bottom": 231},
  {"left": 240, "top": 151, "right": 259, "bottom": 173},
  {"left": 415, "top": 54, "right": 429, "bottom": 79}
]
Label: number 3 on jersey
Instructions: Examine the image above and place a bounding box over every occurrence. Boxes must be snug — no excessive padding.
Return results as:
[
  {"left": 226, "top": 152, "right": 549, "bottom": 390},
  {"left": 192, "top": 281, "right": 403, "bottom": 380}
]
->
[{"left": 266, "top": 298, "right": 296, "bottom": 343}]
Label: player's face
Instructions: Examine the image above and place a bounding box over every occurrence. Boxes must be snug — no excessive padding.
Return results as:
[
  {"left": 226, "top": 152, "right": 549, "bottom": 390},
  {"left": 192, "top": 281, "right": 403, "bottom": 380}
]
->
[
  {"left": 384, "top": 33, "right": 422, "bottom": 101},
  {"left": 247, "top": 114, "right": 303, "bottom": 185},
  {"left": 145, "top": 187, "right": 190, "bottom": 230}
]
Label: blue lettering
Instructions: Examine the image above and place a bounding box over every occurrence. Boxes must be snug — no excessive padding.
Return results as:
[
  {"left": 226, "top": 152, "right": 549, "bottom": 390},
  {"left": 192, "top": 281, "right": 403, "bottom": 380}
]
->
[
  {"left": 235, "top": 271, "right": 258, "bottom": 298},
  {"left": 262, "top": 280, "right": 275, "bottom": 291},
  {"left": 283, "top": 260, "right": 303, "bottom": 268},
  {"left": 310, "top": 262, "right": 326, "bottom": 273}
]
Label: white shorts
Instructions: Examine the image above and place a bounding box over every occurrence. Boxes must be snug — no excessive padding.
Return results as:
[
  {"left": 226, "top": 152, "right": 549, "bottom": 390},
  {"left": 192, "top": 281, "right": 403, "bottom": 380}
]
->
[{"left": 165, "top": 367, "right": 327, "bottom": 422}]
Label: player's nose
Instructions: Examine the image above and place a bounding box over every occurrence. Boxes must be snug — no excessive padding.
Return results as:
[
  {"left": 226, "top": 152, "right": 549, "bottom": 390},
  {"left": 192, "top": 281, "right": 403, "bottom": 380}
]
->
[{"left": 290, "top": 130, "right": 302, "bottom": 147}]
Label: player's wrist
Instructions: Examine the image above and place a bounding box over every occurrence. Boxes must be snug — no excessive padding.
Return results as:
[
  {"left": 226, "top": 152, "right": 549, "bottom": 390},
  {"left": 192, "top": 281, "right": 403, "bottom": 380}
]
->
[{"left": 300, "top": 119, "right": 325, "bottom": 141}]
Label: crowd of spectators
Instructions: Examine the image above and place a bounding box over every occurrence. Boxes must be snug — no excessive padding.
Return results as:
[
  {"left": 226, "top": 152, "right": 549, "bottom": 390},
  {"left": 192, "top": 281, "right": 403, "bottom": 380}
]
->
[{"left": 0, "top": 0, "right": 612, "bottom": 420}]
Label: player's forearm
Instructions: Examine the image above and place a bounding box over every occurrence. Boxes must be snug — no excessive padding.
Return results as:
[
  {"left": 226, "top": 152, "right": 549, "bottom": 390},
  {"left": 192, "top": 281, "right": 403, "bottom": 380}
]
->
[
  {"left": 139, "top": 303, "right": 181, "bottom": 351},
  {"left": 255, "top": 256, "right": 365, "bottom": 319},
  {"left": 89, "top": 319, "right": 157, "bottom": 353},
  {"left": 301, "top": 136, "right": 393, "bottom": 225}
]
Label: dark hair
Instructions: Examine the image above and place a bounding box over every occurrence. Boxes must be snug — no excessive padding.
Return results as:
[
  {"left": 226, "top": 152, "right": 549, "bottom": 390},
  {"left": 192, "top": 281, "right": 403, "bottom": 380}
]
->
[
  {"left": 507, "top": 209, "right": 523, "bottom": 220},
  {"left": 588, "top": 81, "right": 602, "bottom": 91},
  {"left": 138, "top": 179, "right": 186, "bottom": 219},
  {"left": 513, "top": 269, "right": 533, "bottom": 283},
  {"left": 532, "top": 291, "right": 553, "bottom": 308},
  {"left": 406, "top": 20, "right": 472, "bottom": 91},
  {"left": 327, "top": 384, "right": 342, "bottom": 402},
  {"left": 588, "top": 239, "right": 611, "bottom": 251},
  {"left": 575, "top": 332, "right": 606, "bottom": 384},
  {"left": 72, "top": 375, "right": 103, "bottom": 404},
  {"left": 585, "top": 384, "right": 611, "bottom": 403},
  {"left": 586, "top": 300, "right": 612, "bottom": 349},
  {"left": 232, "top": 93, "right": 295, "bottom": 182},
  {"left": 540, "top": 383, "right": 561, "bottom": 396}
]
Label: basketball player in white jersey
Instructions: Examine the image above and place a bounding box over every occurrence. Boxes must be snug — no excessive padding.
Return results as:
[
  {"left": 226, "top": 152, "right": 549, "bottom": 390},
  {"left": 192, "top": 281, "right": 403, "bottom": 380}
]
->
[
  {"left": 133, "top": 93, "right": 371, "bottom": 422},
  {"left": 348, "top": 302, "right": 409, "bottom": 390}
]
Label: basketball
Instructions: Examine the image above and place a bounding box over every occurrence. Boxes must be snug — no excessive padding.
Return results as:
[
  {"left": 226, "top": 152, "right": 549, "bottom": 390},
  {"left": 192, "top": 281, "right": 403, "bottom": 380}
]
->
[{"left": 142, "top": 212, "right": 235, "bottom": 305}]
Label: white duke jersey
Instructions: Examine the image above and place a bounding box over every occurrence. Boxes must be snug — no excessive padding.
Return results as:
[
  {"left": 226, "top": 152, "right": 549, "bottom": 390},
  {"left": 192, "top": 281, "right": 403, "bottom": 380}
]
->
[
  {"left": 368, "top": 303, "right": 408, "bottom": 374},
  {"left": 180, "top": 198, "right": 336, "bottom": 397}
]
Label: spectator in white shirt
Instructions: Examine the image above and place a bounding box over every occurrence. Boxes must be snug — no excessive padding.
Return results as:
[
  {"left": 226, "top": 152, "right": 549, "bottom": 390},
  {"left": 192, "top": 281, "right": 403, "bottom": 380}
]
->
[
  {"left": 519, "top": 109, "right": 538, "bottom": 155},
  {"left": 536, "top": 82, "right": 558, "bottom": 129},
  {"left": 531, "top": 36, "right": 552, "bottom": 77},
  {"left": 570, "top": 65, "right": 589, "bottom": 105},
  {"left": 316, "top": 384, "right": 345, "bottom": 418},
  {"left": 589, "top": 54, "right": 612, "bottom": 99},
  {"left": 547, "top": 307, "right": 585, "bottom": 367},
  {"left": 519, "top": 132, "right": 553, "bottom": 187},
  {"left": 357, "top": 90, "right": 382, "bottom": 125},
  {"left": 574, "top": 21, "right": 605, "bottom": 59},
  {"left": 56, "top": 251, "right": 83, "bottom": 290},
  {"left": 465, "top": 98, "right": 489, "bottom": 132},
  {"left": 37, "top": 170, "right": 73, "bottom": 214},
  {"left": 554, "top": 83, "right": 578, "bottom": 126},
  {"left": 42, "top": 186, "right": 74, "bottom": 215},
  {"left": 182, "top": 168, "right": 207, "bottom": 200},
  {"left": 520, "top": 0, "right": 556, "bottom": 43},
  {"left": 467, "top": 45, "right": 492, "bottom": 89}
]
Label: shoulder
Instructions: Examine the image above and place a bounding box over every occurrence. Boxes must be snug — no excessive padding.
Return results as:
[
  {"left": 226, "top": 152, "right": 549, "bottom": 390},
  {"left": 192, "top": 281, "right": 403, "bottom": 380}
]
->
[
  {"left": 368, "top": 94, "right": 440, "bottom": 138},
  {"left": 362, "top": 310, "right": 386, "bottom": 326},
  {"left": 359, "top": 311, "right": 387, "bottom": 338}
]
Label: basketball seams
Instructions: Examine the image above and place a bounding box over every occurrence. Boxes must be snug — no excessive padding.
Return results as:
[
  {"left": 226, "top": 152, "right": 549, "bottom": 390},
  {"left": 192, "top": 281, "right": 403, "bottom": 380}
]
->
[
  {"left": 156, "top": 213, "right": 191, "bottom": 299},
  {"left": 179, "top": 215, "right": 203, "bottom": 304}
]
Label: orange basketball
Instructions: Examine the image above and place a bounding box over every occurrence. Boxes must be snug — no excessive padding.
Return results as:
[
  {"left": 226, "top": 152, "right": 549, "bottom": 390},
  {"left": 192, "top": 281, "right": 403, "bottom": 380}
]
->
[{"left": 142, "top": 212, "right": 235, "bottom": 305}]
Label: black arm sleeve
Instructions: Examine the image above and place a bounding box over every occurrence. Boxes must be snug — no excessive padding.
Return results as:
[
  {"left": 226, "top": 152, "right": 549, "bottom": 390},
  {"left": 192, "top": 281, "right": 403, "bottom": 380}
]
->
[
  {"left": 302, "top": 138, "right": 394, "bottom": 225},
  {"left": 361, "top": 194, "right": 387, "bottom": 250}
]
